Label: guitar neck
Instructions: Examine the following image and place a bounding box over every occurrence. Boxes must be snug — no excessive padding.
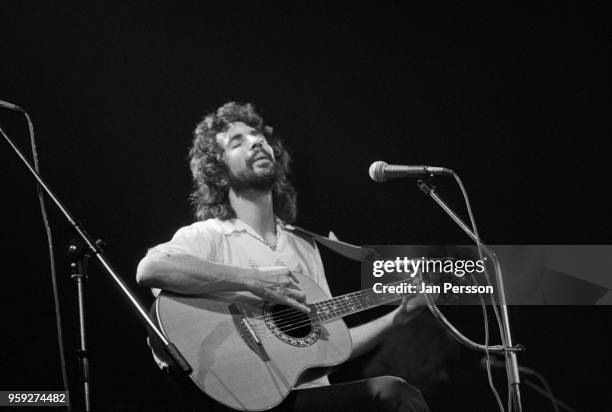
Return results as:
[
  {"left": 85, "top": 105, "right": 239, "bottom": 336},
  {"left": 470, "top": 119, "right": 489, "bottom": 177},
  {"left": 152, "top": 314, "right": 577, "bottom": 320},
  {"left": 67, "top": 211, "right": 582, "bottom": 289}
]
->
[{"left": 310, "top": 279, "right": 415, "bottom": 323}]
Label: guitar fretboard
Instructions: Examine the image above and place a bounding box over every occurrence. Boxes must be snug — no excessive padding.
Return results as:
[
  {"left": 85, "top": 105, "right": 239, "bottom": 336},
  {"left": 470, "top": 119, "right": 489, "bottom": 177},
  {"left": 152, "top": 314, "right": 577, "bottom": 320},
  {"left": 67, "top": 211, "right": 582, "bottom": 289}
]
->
[{"left": 310, "top": 279, "right": 416, "bottom": 323}]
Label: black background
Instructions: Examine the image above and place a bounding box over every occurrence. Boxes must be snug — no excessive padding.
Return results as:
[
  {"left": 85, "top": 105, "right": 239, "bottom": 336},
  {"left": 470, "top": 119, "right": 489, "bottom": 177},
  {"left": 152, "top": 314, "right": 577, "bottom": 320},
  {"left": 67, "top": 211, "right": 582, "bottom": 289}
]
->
[{"left": 1, "top": 2, "right": 610, "bottom": 411}]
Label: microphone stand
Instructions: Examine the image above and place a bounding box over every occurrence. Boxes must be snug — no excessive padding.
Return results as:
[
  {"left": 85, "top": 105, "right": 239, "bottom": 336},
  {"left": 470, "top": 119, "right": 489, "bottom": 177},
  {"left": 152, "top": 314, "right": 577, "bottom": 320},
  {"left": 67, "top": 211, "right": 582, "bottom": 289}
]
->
[
  {"left": 417, "top": 178, "right": 523, "bottom": 411},
  {"left": 67, "top": 238, "right": 99, "bottom": 412},
  {"left": 0, "top": 124, "right": 193, "bottom": 401}
]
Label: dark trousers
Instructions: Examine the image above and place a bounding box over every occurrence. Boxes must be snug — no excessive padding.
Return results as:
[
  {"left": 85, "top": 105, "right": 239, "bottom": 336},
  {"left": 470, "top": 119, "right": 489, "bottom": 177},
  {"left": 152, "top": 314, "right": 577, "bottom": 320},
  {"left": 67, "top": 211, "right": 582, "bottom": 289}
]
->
[{"left": 164, "top": 369, "right": 429, "bottom": 412}]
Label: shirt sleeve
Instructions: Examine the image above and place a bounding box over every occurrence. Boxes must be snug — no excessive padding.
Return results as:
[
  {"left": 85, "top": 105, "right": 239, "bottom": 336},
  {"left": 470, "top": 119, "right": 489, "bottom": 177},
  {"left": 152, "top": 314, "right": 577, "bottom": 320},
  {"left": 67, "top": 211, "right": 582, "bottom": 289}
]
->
[
  {"left": 145, "top": 222, "right": 220, "bottom": 297},
  {"left": 146, "top": 222, "right": 219, "bottom": 261}
]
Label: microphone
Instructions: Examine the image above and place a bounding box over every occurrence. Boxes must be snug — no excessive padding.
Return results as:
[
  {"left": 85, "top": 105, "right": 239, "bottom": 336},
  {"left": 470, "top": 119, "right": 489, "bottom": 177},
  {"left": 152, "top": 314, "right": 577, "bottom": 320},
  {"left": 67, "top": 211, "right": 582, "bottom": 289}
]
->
[
  {"left": 0, "top": 99, "right": 25, "bottom": 113},
  {"left": 480, "top": 356, "right": 536, "bottom": 376},
  {"left": 369, "top": 161, "right": 452, "bottom": 182}
]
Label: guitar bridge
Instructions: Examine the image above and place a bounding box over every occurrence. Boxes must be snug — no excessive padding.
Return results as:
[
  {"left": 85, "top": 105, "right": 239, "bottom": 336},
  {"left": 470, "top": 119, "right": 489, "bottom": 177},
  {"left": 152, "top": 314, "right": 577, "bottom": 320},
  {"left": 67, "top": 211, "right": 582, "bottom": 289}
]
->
[{"left": 229, "top": 304, "right": 270, "bottom": 361}]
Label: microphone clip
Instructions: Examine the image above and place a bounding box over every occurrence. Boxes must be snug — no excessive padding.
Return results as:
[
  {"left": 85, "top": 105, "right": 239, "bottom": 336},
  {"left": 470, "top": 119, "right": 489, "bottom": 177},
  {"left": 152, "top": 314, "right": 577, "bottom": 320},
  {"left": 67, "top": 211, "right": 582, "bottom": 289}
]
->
[{"left": 417, "top": 178, "right": 436, "bottom": 196}]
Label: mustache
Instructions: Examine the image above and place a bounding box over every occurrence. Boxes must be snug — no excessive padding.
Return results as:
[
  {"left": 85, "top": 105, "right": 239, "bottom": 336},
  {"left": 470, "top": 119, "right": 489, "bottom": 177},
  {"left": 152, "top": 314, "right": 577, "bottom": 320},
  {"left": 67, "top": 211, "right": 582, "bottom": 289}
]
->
[{"left": 248, "top": 149, "right": 273, "bottom": 163}]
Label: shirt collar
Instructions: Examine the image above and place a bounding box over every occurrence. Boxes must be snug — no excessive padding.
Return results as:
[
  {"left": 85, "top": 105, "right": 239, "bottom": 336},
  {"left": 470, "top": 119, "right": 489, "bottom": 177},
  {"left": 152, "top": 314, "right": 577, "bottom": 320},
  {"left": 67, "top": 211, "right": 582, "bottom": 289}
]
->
[{"left": 217, "top": 217, "right": 287, "bottom": 239}]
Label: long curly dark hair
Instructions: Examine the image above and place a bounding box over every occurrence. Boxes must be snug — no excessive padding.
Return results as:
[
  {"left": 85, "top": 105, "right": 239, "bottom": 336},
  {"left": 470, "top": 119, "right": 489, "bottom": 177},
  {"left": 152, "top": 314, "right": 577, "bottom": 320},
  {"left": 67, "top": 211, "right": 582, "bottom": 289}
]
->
[{"left": 189, "top": 102, "right": 297, "bottom": 223}]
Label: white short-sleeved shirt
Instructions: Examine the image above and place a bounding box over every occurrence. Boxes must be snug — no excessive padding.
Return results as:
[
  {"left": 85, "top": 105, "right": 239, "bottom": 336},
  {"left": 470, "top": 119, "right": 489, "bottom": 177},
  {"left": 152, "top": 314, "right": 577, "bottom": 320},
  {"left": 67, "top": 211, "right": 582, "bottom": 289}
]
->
[{"left": 146, "top": 218, "right": 332, "bottom": 388}]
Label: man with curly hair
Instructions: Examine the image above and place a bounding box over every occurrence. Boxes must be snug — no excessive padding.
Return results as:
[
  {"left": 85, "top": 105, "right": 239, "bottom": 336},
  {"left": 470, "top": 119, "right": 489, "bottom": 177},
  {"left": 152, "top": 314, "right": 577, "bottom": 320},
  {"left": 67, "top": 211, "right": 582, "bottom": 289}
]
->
[{"left": 136, "top": 102, "right": 429, "bottom": 411}]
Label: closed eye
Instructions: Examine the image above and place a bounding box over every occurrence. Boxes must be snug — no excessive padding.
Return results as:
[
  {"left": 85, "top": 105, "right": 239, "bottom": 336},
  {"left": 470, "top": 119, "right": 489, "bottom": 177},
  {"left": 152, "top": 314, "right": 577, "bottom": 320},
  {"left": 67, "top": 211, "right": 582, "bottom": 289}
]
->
[{"left": 229, "top": 134, "right": 244, "bottom": 148}]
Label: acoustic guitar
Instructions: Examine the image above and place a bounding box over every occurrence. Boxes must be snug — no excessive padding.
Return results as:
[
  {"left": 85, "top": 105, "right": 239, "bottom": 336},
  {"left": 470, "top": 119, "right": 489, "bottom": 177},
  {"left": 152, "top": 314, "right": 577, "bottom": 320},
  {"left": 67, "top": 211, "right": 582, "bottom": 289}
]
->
[{"left": 150, "top": 273, "right": 421, "bottom": 411}]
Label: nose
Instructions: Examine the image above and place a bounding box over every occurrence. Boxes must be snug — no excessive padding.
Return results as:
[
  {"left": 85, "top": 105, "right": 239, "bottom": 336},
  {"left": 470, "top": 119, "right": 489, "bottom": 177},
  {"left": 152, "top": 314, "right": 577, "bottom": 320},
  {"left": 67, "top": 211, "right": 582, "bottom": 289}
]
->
[{"left": 249, "top": 135, "right": 266, "bottom": 149}]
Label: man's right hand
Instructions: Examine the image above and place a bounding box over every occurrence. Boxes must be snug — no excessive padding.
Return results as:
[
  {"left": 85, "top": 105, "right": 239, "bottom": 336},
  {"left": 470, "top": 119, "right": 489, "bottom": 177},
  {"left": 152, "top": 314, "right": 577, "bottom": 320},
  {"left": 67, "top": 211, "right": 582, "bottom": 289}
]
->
[{"left": 245, "top": 266, "right": 311, "bottom": 313}]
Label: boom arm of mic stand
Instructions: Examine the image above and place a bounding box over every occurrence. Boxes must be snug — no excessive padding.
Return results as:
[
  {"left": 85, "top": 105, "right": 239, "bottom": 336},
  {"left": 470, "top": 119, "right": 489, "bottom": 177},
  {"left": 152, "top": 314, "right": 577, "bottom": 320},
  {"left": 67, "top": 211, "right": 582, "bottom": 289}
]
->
[
  {"left": 1, "top": 126, "right": 192, "bottom": 375},
  {"left": 417, "top": 179, "right": 522, "bottom": 410}
]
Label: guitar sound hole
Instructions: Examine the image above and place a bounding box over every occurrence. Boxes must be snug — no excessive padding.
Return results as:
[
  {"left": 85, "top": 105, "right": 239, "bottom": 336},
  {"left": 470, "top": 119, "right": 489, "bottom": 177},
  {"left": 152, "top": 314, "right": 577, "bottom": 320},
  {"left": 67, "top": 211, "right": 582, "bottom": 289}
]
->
[{"left": 270, "top": 305, "right": 311, "bottom": 338}]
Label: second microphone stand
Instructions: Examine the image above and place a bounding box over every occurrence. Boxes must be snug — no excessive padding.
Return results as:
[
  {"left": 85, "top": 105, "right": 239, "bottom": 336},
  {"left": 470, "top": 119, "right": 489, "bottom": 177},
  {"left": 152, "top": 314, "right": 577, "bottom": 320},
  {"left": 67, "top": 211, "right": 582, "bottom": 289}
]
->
[
  {"left": 1, "top": 111, "right": 193, "bottom": 412},
  {"left": 68, "top": 238, "right": 103, "bottom": 412}
]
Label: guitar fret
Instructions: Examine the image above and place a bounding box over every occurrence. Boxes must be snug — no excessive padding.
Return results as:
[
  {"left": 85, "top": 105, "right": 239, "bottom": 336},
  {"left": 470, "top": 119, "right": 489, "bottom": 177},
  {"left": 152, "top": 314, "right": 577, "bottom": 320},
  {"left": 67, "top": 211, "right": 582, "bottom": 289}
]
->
[{"left": 313, "top": 279, "right": 414, "bottom": 323}]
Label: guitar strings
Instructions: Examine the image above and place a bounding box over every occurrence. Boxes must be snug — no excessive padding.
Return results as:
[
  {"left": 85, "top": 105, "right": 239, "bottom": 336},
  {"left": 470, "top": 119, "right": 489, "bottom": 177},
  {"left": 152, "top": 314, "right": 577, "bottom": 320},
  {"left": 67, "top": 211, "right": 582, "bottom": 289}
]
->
[
  {"left": 229, "top": 277, "right": 436, "bottom": 339},
  {"left": 247, "top": 296, "right": 362, "bottom": 333},
  {"left": 252, "top": 300, "right": 359, "bottom": 331},
  {"left": 254, "top": 280, "right": 452, "bottom": 333},
  {"left": 254, "top": 291, "right": 407, "bottom": 333},
  {"left": 248, "top": 298, "right": 357, "bottom": 332},
  {"left": 266, "top": 293, "right": 370, "bottom": 324},
  {"left": 236, "top": 279, "right": 421, "bottom": 338},
  {"left": 246, "top": 273, "right": 439, "bottom": 327},
  {"left": 248, "top": 289, "right": 402, "bottom": 330},
  {"left": 250, "top": 294, "right": 409, "bottom": 339},
  {"left": 247, "top": 279, "right": 413, "bottom": 323},
  {"left": 248, "top": 293, "right": 410, "bottom": 337},
  {"left": 256, "top": 291, "right": 406, "bottom": 330},
  {"left": 246, "top": 282, "right": 416, "bottom": 332},
  {"left": 246, "top": 287, "right": 374, "bottom": 322}
]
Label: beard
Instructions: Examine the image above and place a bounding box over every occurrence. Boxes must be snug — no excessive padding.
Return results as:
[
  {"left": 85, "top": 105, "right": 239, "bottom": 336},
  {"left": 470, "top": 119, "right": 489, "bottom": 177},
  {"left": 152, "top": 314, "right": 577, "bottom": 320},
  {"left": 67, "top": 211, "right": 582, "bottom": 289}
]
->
[{"left": 227, "top": 159, "right": 280, "bottom": 193}]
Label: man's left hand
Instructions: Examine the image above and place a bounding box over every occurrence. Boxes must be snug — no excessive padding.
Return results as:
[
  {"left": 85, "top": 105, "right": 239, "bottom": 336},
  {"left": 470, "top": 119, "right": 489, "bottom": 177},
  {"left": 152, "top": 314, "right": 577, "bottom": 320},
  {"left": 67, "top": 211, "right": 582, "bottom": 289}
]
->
[{"left": 392, "top": 286, "right": 438, "bottom": 326}]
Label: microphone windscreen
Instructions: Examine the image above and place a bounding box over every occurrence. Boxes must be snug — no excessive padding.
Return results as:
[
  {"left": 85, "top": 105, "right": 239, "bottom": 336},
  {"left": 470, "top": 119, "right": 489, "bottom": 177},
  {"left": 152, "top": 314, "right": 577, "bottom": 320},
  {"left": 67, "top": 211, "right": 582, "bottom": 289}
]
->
[{"left": 369, "top": 161, "right": 388, "bottom": 182}]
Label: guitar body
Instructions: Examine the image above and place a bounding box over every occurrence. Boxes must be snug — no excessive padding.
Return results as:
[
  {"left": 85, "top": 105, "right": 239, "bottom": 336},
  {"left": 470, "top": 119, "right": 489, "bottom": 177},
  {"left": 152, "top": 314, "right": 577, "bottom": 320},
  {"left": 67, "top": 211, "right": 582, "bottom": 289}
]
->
[{"left": 152, "top": 272, "right": 352, "bottom": 411}]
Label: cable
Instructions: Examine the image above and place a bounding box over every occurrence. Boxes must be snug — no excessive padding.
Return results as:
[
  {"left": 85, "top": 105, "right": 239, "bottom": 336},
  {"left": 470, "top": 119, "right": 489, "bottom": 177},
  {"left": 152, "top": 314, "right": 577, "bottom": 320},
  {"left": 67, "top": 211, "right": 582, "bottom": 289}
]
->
[
  {"left": 451, "top": 172, "right": 510, "bottom": 412},
  {"left": 23, "top": 112, "right": 71, "bottom": 411},
  {"left": 475, "top": 273, "right": 505, "bottom": 412}
]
